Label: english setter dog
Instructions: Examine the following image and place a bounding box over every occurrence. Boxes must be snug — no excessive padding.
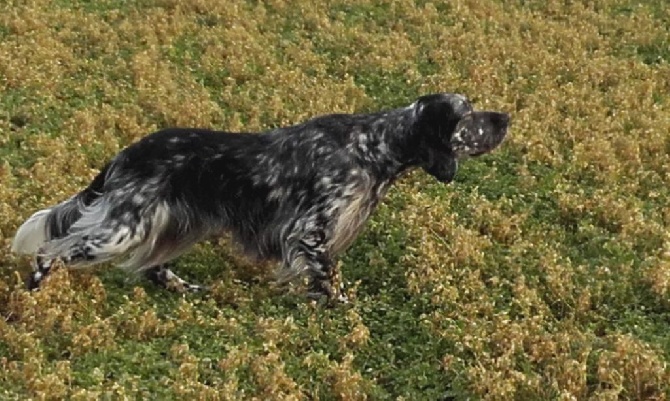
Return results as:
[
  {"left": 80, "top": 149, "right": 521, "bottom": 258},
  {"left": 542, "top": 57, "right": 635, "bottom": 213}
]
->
[{"left": 12, "top": 93, "right": 509, "bottom": 303}]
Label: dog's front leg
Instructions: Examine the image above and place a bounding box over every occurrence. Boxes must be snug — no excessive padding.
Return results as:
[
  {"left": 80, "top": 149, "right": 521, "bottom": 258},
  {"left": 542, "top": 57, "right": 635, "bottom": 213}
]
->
[
  {"left": 306, "top": 259, "right": 349, "bottom": 305},
  {"left": 283, "top": 232, "right": 348, "bottom": 304}
]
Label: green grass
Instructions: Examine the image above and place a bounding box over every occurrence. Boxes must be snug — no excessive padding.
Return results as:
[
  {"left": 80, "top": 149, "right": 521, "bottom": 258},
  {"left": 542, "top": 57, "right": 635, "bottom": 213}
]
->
[{"left": 1, "top": 0, "right": 670, "bottom": 400}]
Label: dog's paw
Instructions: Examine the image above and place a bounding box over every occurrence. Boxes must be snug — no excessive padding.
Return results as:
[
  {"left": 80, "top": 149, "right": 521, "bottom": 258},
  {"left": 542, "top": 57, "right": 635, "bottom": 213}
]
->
[
  {"left": 25, "top": 271, "right": 43, "bottom": 291},
  {"left": 145, "top": 265, "right": 208, "bottom": 294},
  {"left": 335, "top": 281, "right": 350, "bottom": 304},
  {"left": 307, "top": 281, "right": 350, "bottom": 307},
  {"left": 183, "top": 282, "right": 209, "bottom": 293}
]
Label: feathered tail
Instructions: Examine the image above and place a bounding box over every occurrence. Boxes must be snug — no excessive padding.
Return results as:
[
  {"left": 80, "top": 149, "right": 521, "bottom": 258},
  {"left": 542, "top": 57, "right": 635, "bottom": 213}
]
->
[
  {"left": 11, "top": 196, "right": 85, "bottom": 255},
  {"left": 12, "top": 163, "right": 110, "bottom": 255}
]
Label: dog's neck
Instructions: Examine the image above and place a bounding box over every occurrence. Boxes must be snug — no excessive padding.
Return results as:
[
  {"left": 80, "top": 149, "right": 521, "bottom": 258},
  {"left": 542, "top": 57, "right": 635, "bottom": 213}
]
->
[{"left": 353, "top": 105, "right": 424, "bottom": 181}]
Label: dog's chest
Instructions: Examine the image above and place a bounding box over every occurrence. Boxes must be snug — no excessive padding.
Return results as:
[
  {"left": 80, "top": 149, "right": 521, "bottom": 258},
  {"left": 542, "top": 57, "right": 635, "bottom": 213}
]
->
[{"left": 328, "top": 173, "right": 390, "bottom": 255}]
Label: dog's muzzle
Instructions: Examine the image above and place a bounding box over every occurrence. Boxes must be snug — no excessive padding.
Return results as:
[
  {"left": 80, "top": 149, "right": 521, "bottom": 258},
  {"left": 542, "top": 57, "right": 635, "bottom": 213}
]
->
[{"left": 451, "top": 111, "right": 510, "bottom": 157}]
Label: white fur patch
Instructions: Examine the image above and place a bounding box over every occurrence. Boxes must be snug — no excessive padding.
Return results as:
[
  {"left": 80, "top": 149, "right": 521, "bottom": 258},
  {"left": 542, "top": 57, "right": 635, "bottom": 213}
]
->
[
  {"left": 11, "top": 208, "right": 52, "bottom": 254},
  {"left": 119, "top": 201, "right": 173, "bottom": 270}
]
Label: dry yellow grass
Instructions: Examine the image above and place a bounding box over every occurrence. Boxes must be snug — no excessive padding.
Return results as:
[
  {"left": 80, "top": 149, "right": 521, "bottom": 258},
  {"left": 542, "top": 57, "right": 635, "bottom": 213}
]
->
[{"left": 1, "top": 0, "right": 669, "bottom": 399}]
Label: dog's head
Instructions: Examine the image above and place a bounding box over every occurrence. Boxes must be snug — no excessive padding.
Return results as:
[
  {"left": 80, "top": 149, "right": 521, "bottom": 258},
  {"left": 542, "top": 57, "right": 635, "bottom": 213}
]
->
[{"left": 411, "top": 93, "right": 510, "bottom": 183}]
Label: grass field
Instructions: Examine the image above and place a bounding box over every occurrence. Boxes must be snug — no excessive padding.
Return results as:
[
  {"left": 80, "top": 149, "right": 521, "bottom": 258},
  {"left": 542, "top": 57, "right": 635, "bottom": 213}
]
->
[{"left": 1, "top": 0, "right": 669, "bottom": 399}]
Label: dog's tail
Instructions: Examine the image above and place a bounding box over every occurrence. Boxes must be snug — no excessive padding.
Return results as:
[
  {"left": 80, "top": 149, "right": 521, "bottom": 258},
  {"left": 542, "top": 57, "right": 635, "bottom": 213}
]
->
[
  {"left": 11, "top": 164, "right": 111, "bottom": 255},
  {"left": 11, "top": 197, "right": 80, "bottom": 255}
]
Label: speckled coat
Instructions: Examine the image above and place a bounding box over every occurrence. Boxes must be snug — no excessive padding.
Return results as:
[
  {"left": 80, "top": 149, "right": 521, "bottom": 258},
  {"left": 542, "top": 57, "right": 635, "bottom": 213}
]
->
[{"left": 12, "top": 93, "right": 510, "bottom": 301}]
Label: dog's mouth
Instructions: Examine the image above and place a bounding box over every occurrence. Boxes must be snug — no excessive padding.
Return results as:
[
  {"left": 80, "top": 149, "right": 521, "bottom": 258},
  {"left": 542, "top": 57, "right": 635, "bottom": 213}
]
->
[
  {"left": 450, "top": 111, "right": 509, "bottom": 157},
  {"left": 469, "top": 149, "right": 490, "bottom": 157}
]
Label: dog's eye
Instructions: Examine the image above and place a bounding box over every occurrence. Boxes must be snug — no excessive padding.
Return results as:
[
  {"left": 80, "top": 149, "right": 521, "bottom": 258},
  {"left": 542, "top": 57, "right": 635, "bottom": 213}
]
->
[{"left": 448, "top": 96, "right": 473, "bottom": 118}]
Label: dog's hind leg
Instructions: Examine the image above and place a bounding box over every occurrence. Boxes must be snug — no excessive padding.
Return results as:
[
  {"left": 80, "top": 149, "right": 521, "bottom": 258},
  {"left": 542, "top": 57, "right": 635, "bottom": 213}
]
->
[
  {"left": 143, "top": 264, "right": 207, "bottom": 293},
  {"left": 28, "top": 222, "right": 148, "bottom": 290},
  {"left": 27, "top": 200, "right": 175, "bottom": 290}
]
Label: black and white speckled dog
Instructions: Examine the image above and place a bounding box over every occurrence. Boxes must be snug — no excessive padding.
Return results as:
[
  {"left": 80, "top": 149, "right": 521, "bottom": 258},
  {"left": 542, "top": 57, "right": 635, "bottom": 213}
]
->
[{"left": 12, "top": 93, "right": 509, "bottom": 302}]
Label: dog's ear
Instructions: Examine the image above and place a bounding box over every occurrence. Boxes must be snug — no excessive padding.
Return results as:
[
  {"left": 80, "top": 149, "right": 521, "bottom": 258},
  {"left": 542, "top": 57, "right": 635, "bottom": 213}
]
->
[
  {"left": 413, "top": 93, "right": 473, "bottom": 140},
  {"left": 411, "top": 94, "right": 469, "bottom": 183},
  {"left": 423, "top": 151, "right": 458, "bottom": 183}
]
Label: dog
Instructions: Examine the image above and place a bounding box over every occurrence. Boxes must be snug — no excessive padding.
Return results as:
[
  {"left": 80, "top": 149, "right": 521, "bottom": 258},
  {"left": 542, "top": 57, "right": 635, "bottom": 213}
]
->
[{"left": 11, "top": 93, "right": 509, "bottom": 302}]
